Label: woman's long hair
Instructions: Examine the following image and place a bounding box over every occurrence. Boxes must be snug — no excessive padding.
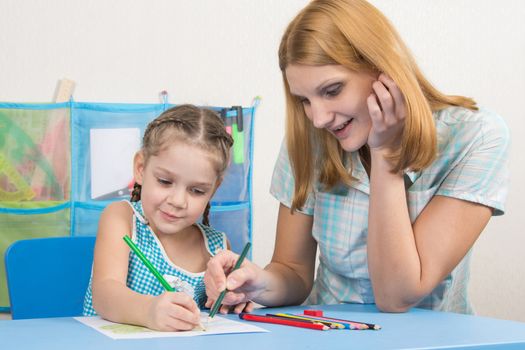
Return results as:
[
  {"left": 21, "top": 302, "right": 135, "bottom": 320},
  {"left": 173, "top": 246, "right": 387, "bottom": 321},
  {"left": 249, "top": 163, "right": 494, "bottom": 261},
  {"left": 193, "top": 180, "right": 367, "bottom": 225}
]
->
[{"left": 279, "top": 0, "right": 477, "bottom": 211}]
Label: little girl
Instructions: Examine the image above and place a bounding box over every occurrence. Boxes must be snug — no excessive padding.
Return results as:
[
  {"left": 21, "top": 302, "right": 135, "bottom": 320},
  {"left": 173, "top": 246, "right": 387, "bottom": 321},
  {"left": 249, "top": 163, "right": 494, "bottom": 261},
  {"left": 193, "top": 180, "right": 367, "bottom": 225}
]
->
[{"left": 83, "top": 104, "right": 234, "bottom": 331}]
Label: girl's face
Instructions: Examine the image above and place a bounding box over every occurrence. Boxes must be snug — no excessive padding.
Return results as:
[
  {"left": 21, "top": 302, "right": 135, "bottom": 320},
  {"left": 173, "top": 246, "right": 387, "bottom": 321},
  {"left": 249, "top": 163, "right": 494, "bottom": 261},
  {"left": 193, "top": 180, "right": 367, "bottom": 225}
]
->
[
  {"left": 285, "top": 64, "right": 376, "bottom": 152},
  {"left": 133, "top": 142, "right": 219, "bottom": 237}
]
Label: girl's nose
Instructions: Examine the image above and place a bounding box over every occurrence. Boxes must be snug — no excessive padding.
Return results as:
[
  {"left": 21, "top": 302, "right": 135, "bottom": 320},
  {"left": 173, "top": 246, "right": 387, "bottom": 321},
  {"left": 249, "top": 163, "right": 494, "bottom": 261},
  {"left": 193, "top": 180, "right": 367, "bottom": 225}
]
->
[{"left": 167, "top": 188, "right": 187, "bottom": 209}]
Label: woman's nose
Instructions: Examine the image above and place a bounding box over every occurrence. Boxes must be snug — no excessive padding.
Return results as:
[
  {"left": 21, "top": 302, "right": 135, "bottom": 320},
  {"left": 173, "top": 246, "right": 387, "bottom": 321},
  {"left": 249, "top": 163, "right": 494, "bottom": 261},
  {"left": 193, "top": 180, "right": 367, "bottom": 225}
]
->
[{"left": 309, "top": 101, "right": 334, "bottom": 129}]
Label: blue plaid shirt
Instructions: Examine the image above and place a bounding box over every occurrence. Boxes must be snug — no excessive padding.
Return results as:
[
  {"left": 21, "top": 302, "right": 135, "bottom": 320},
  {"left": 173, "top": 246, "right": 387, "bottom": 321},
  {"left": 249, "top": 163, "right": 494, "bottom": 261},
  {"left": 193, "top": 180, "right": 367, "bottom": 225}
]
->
[
  {"left": 83, "top": 200, "right": 227, "bottom": 315},
  {"left": 270, "top": 106, "right": 509, "bottom": 313}
]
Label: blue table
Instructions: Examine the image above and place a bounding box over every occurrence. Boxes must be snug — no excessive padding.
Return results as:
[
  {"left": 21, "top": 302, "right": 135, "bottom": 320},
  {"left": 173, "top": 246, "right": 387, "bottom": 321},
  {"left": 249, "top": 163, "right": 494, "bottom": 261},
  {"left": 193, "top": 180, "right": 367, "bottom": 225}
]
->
[{"left": 2, "top": 304, "right": 525, "bottom": 349}]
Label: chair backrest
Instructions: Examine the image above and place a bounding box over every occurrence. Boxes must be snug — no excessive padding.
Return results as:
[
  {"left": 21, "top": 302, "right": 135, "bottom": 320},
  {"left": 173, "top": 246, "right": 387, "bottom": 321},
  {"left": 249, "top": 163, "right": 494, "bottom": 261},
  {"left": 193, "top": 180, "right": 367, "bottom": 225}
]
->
[{"left": 4, "top": 236, "right": 96, "bottom": 319}]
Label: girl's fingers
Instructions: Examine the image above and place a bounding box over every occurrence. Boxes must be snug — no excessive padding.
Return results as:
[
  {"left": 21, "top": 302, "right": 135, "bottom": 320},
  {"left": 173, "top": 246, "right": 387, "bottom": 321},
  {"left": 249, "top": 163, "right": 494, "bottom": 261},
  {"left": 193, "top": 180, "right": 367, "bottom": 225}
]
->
[
  {"left": 164, "top": 315, "right": 199, "bottom": 331},
  {"left": 168, "top": 292, "right": 200, "bottom": 315},
  {"left": 164, "top": 297, "right": 201, "bottom": 329}
]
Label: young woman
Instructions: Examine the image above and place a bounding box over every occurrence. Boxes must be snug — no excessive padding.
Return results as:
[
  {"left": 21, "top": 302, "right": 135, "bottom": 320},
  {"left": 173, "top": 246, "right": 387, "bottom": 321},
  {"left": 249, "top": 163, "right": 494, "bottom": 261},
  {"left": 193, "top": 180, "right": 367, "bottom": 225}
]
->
[{"left": 205, "top": 0, "right": 509, "bottom": 314}]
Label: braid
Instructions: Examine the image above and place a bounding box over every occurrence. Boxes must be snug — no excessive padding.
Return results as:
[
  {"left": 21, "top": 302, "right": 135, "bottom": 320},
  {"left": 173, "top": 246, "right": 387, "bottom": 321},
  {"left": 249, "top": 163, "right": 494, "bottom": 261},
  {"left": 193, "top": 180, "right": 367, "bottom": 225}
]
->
[
  {"left": 130, "top": 182, "right": 142, "bottom": 202},
  {"left": 202, "top": 202, "right": 211, "bottom": 226}
]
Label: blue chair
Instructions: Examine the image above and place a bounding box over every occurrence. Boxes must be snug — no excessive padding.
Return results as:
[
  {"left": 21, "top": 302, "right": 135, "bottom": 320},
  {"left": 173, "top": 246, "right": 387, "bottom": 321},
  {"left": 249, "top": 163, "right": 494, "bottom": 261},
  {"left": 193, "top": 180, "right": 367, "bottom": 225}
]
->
[{"left": 4, "top": 236, "right": 96, "bottom": 319}]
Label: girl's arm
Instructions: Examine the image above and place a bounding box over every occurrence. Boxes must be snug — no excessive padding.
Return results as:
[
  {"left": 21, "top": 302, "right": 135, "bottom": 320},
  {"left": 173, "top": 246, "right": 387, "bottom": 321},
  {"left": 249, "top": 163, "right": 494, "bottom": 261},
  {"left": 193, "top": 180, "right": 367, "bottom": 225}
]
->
[
  {"left": 365, "top": 74, "right": 494, "bottom": 312},
  {"left": 91, "top": 201, "right": 200, "bottom": 330},
  {"left": 205, "top": 203, "right": 317, "bottom": 308}
]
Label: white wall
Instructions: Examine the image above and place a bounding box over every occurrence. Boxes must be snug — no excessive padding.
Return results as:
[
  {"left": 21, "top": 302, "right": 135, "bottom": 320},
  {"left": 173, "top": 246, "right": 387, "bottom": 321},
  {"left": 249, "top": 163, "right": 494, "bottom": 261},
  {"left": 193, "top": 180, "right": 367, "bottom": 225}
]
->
[{"left": 1, "top": 1, "right": 523, "bottom": 321}]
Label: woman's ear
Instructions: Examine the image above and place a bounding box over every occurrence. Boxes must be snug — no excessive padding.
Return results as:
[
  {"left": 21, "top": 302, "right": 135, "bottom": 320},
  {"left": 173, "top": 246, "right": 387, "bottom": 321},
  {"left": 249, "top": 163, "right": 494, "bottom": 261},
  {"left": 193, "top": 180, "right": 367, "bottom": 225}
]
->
[{"left": 133, "top": 151, "right": 145, "bottom": 185}]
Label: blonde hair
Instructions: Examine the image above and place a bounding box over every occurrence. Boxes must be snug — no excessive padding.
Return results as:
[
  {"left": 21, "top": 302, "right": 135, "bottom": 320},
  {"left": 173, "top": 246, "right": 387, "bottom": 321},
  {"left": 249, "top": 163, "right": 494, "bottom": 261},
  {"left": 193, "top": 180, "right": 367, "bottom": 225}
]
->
[
  {"left": 131, "top": 104, "right": 233, "bottom": 226},
  {"left": 279, "top": 0, "right": 477, "bottom": 211}
]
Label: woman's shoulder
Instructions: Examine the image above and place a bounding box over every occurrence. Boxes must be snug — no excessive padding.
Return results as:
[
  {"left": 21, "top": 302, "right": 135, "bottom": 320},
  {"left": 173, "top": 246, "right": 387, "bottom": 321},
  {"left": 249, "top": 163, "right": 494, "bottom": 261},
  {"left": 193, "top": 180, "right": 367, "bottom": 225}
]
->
[
  {"left": 434, "top": 106, "right": 509, "bottom": 148},
  {"left": 435, "top": 106, "right": 508, "bottom": 131}
]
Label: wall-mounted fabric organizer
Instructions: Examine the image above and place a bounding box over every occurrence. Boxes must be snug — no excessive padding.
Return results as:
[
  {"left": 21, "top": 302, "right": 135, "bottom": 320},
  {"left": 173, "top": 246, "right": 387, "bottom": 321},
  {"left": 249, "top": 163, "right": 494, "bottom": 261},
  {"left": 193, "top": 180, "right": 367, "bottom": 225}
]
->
[{"left": 0, "top": 99, "right": 258, "bottom": 311}]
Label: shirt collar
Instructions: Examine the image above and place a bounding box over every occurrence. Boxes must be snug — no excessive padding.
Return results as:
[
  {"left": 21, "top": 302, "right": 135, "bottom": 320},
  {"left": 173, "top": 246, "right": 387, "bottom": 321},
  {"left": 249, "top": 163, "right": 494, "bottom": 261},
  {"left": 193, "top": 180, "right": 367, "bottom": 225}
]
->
[{"left": 348, "top": 152, "right": 421, "bottom": 194}]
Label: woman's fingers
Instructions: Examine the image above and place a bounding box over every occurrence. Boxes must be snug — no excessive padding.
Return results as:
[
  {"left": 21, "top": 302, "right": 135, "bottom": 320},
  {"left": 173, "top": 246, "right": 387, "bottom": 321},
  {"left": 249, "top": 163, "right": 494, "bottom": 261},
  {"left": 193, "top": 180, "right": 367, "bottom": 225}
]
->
[
  {"left": 372, "top": 80, "right": 394, "bottom": 122},
  {"left": 232, "top": 301, "right": 255, "bottom": 314},
  {"left": 367, "top": 74, "right": 406, "bottom": 150},
  {"left": 378, "top": 73, "right": 405, "bottom": 121},
  {"left": 205, "top": 250, "right": 237, "bottom": 298}
]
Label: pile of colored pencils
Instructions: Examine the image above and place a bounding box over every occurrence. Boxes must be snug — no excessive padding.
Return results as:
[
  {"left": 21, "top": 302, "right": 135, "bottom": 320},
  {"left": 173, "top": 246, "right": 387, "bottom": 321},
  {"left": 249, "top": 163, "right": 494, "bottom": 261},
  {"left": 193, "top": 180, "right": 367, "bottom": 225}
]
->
[{"left": 239, "top": 310, "right": 381, "bottom": 331}]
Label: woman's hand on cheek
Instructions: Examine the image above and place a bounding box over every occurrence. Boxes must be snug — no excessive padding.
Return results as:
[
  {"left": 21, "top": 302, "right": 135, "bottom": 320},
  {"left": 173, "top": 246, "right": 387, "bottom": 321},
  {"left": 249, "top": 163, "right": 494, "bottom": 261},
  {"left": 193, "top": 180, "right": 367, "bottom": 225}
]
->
[{"left": 366, "top": 73, "right": 406, "bottom": 155}]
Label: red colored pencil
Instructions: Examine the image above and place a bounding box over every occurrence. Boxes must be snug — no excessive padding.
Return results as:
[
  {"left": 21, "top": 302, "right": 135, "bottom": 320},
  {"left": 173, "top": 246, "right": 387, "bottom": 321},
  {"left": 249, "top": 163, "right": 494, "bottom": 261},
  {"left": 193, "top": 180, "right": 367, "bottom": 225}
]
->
[{"left": 239, "top": 313, "right": 329, "bottom": 331}]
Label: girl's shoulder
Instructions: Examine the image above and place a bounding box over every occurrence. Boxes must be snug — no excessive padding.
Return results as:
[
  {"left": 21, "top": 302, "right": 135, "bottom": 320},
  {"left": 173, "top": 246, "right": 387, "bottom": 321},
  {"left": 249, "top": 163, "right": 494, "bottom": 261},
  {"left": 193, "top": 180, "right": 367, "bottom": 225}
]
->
[
  {"left": 99, "top": 201, "right": 133, "bottom": 230},
  {"left": 195, "top": 223, "right": 228, "bottom": 255},
  {"left": 96, "top": 201, "right": 134, "bottom": 241},
  {"left": 101, "top": 200, "right": 134, "bottom": 222}
]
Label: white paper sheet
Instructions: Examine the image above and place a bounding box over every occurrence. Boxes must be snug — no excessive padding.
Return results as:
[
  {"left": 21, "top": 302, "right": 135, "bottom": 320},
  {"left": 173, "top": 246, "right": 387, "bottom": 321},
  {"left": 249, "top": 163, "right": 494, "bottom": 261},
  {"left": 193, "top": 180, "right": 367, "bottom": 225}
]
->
[
  {"left": 74, "top": 313, "right": 268, "bottom": 339},
  {"left": 89, "top": 128, "right": 141, "bottom": 199}
]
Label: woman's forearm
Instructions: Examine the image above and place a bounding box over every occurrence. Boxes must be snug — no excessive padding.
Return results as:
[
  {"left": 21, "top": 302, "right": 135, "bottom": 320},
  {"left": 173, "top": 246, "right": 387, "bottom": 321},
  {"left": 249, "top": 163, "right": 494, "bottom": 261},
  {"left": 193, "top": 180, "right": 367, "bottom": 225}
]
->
[
  {"left": 367, "top": 150, "right": 425, "bottom": 311},
  {"left": 253, "top": 261, "right": 314, "bottom": 307}
]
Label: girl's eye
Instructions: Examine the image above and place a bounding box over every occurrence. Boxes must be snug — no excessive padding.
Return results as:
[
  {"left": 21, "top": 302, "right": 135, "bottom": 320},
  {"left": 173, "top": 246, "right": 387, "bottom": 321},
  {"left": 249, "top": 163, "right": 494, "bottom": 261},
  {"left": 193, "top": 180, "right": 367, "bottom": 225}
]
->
[
  {"left": 190, "top": 188, "right": 206, "bottom": 195},
  {"left": 157, "top": 178, "right": 172, "bottom": 186}
]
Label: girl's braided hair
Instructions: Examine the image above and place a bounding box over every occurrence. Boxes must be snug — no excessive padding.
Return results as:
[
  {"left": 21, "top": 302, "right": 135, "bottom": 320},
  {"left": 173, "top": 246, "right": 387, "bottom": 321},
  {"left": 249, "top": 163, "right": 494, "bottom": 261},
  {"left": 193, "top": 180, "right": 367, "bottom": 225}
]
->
[{"left": 130, "top": 104, "right": 234, "bottom": 226}]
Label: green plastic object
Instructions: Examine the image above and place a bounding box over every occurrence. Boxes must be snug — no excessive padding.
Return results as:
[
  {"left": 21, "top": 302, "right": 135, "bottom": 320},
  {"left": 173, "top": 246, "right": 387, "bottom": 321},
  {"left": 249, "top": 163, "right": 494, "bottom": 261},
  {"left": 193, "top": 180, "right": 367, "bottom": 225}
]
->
[{"left": 231, "top": 123, "right": 244, "bottom": 164}]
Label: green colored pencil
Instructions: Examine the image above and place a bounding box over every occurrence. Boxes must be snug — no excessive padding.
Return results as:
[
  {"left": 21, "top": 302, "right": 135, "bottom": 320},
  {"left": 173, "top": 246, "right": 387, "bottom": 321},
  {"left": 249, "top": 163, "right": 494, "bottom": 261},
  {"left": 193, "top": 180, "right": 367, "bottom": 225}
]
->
[
  {"left": 208, "top": 242, "right": 251, "bottom": 319},
  {"left": 122, "top": 235, "right": 206, "bottom": 330},
  {"left": 123, "top": 236, "right": 174, "bottom": 291}
]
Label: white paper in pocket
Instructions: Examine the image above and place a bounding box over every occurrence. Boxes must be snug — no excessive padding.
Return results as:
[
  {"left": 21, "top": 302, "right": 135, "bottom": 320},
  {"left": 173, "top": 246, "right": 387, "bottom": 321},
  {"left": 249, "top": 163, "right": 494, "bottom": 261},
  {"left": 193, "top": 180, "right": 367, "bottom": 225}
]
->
[{"left": 90, "top": 128, "right": 141, "bottom": 199}]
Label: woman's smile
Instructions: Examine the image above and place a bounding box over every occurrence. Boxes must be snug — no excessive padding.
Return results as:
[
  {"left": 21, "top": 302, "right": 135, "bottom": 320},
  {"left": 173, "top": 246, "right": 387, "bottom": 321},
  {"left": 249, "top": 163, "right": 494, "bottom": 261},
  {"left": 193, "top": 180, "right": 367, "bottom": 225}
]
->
[{"left": 331, "top": 117, "right": 354, "bottom": 139}]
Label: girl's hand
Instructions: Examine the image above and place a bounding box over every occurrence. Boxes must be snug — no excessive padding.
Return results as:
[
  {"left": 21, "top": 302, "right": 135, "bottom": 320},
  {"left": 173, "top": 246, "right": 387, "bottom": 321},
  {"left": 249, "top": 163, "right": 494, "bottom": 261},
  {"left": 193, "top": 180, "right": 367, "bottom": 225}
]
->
[
  {"left": 366, "top": 73, "right": 406, "bottom": 155},
  {"left": 204, "top": 249, "right": 265, "bottom": 314},
  {"left": 146, "top": 292, "right": 201, "bottom": 331}
]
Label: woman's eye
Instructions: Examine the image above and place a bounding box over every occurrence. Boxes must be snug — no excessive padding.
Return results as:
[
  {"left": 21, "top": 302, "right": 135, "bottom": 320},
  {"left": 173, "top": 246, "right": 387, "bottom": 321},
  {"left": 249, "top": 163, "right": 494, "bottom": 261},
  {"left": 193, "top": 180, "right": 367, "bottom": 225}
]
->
[{"left": 325, "top": 84, "right": 342, "bottom": 97}]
